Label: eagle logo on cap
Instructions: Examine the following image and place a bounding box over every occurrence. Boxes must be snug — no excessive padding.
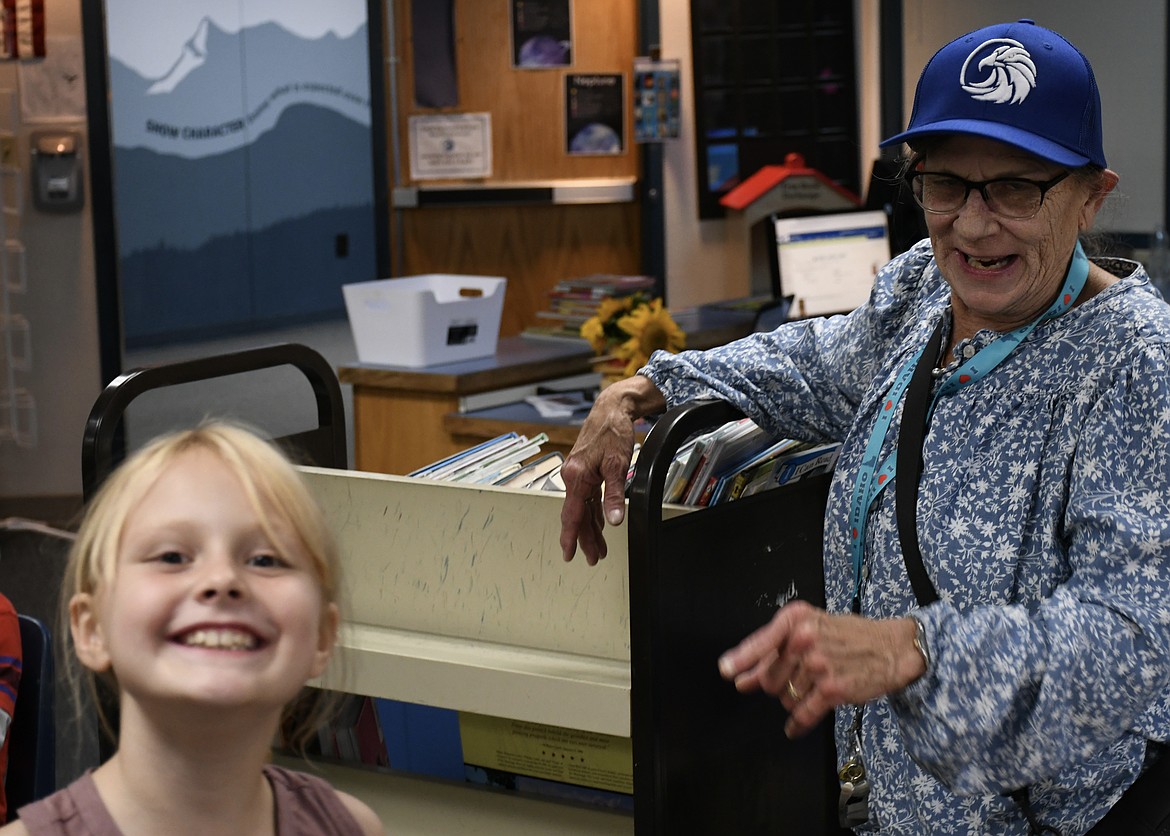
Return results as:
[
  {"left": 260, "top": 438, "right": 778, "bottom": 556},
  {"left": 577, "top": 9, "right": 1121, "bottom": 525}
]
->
[{"left": 960, "top": 38, "right": 1037, "bottom": 105}]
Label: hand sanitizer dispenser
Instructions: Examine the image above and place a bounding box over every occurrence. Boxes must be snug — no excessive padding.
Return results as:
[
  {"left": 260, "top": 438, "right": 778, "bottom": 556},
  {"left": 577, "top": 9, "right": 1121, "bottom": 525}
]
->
[{"left": 31, "top": 130, "right": 84, "bottom": 213}]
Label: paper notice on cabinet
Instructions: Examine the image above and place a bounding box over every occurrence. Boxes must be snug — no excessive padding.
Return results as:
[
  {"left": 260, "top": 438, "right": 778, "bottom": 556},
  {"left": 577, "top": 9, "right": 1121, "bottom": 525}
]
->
[
  {"left": 459, "top": 713, "right": 633, "bottom": 794},
  {"left": 409, "top": 112, "right": 492, "bottom": 180}
]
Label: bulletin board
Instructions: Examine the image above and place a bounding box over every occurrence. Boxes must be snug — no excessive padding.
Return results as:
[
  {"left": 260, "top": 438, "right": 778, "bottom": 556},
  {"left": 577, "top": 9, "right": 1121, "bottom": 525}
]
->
[{"left": 392, "top": 0, "right": 638, "bottom": 183}]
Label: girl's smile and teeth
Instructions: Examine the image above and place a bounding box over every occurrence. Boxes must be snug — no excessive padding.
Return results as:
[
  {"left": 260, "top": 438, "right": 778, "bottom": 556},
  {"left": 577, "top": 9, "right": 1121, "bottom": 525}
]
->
[
  {"left": 73, "top": 447, "right": 338, "bottom": 712},
  {"left": 172, "top": 624, "right": 263, "bottom": 651}
]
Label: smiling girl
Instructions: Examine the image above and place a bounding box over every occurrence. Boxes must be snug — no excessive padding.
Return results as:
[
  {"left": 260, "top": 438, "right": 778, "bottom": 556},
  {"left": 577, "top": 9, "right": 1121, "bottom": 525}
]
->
[{"left": 6, "top": 423, "right": 383, "bottom": 835}]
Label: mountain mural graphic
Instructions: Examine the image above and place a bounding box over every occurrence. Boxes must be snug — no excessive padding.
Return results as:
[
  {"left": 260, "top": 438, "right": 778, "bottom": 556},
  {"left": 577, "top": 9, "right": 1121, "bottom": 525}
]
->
[
  {"left": 146, "top": 16, "right": 211, "bottom": 95},
  {"left": 111, "top": 18, "right": 370, "bottom": 158},
  {"left": 109, "top": 17, "right": 377, "bottom": 347}
]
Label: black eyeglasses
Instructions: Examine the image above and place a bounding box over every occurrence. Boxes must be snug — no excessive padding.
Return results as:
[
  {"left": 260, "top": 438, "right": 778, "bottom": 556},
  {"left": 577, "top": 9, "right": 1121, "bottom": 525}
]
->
[{"left": 904, "top": 170, "right": 1071, "bottom": 220}]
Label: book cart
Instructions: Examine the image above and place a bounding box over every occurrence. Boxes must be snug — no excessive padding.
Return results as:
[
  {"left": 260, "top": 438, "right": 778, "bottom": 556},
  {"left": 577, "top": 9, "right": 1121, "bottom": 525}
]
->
[
  {"left": 302, "top": 399, "right": 848, "bottom": 834},
  {"left": 296, "top": 459, "right": 633, "bottom": 834},
  {"left": 627, "top": 399, "right": 849, "bottom": 835}
]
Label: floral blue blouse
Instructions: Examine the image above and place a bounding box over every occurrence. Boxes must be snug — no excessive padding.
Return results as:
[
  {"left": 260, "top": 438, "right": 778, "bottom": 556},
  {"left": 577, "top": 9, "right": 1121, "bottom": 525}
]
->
[{"left": 642, "top": 239, "right": 1170, "bottom": 834}]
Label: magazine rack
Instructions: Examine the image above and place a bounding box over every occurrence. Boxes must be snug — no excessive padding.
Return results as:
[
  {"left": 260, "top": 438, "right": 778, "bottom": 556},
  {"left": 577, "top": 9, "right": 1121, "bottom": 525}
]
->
[{"left": 626, "top": 399, "right": 848, "bottom": 835}]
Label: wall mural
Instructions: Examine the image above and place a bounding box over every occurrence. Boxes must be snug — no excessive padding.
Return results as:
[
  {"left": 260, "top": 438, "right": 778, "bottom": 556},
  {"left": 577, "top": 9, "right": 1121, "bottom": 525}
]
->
[{"left": 105, "top": 1, "right": 376, "bottom": 347}]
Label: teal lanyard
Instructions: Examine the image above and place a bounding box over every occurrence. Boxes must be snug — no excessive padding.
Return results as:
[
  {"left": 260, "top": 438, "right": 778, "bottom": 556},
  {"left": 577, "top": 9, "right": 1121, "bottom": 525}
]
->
[{"left": 846, "top": 243, "right": 1090, "bottom": 611}]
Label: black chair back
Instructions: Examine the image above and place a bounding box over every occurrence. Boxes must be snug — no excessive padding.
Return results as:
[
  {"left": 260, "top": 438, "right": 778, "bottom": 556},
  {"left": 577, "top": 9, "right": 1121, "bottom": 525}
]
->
[
  {"left": 7, "top": 614, "right": 55, "bottom": 816},
  {"left": 81, "top": 342, "right": 346, "bottom": 500}
]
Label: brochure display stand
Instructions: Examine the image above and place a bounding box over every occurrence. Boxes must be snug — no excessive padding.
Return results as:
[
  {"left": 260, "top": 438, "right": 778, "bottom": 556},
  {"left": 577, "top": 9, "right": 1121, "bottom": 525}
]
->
[{"left": 627, "top": 399, "right": 848, "bottom": 835}]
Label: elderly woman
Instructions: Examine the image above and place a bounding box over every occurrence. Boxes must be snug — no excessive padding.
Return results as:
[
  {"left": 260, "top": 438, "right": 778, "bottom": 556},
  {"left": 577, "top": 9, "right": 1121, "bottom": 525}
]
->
[{"left": 560, "top": 19, "right": 1170, "bottom": 835}]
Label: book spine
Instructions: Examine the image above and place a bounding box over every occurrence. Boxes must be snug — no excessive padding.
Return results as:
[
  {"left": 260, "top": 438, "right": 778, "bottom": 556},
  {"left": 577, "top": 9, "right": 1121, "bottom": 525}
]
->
[{"left": 773, "top": 448, "right": 840, "bottom": 486}]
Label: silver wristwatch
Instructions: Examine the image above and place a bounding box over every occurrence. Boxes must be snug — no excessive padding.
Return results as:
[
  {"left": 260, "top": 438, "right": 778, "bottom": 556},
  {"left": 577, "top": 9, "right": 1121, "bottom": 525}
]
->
[{"left": 911, "top": 617, "right": 931, "bottom": 672}]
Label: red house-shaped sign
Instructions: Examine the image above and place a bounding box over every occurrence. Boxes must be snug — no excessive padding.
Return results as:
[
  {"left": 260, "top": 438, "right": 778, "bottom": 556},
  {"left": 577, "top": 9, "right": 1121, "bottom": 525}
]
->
[{"left": 719, "top": 153, "right": 861, "bottom": 297}]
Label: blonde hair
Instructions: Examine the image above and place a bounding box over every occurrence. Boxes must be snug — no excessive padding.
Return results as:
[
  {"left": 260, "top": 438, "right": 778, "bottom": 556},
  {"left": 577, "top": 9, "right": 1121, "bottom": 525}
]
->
[{"left": 63, "top": 420, "right": 344, "bottom": 751}]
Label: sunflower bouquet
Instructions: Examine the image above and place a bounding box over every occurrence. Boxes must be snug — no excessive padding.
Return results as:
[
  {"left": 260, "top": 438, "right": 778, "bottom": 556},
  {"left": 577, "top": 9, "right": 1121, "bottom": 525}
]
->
[{"left": 580, "top": 293, "right": 686, "bottom": 378}]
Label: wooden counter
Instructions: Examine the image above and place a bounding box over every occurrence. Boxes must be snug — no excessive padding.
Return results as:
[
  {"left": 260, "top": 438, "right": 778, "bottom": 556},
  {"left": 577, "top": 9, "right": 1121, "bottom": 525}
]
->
[
  {"left": 339, "top": 337, "right": 595, "bottom": 474},
  {"left": 443, "top": 400, "right": 651, "bottom": 459},
  {"left": 340, "top": 308, "right": 757, "bottom": 475}
]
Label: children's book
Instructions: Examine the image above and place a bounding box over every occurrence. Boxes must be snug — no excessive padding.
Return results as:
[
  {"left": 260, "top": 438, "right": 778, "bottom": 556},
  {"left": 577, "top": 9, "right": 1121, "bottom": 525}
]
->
[
  {"left": 495, "top": 451, "right": 565, "bottom": 490},
  {"left": 684, "top": 420, "right": 773, "bottom": 506},
  {"left": 540, "top": 463, "right": 566, "bottom": 492},
  {"left": 720, "top": 439, "right": 809, "bottom": 503},
  {"left": 454, "top": 433, "right": 550, "bottom": 484},
  {"left": 664, "top": 433, "right": 713, "bottom": 504},
  {"left": 408, "top": 433, "right": 520, "bottom": 480},
  {"left": 739, "top": 442, "right": 841, "bottom": 499},
  {"left": 770, "top": 442, "right": 841, "bottom": 487}
]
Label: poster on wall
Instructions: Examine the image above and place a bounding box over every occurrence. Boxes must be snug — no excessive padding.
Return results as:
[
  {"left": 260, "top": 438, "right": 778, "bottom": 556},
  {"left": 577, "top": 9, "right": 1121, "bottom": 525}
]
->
[
  {"left": 511, "top": 0, "right": 571, "bottom": 68},
  {"left": 409, "top": 113, "right": 492, "bottom": 180},
  {"left": 102, "top": 0, "right": 377, "bottom": 346},
  {"left": 564, "top": 73, "right": 624, "bottom": 156},
  {"left": 632, "top": 57, "right": 680, "bottom": 143}
]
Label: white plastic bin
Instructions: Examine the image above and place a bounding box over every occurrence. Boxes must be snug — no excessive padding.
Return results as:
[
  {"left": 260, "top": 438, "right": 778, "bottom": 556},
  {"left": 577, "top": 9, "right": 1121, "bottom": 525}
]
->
[{"left": 343, "top": 274, "right": 507, "bottom": 367}]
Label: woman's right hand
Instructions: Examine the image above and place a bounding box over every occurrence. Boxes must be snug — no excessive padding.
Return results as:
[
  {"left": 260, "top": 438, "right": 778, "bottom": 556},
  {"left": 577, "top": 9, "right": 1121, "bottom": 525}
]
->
[{"left": 559, "top": 375, "right": 665, "bottom": 565}]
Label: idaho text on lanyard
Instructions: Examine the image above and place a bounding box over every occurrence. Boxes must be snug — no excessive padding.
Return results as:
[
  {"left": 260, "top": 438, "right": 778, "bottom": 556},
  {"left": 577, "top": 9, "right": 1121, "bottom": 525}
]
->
[{"left": 846, "top": 243, "right": 1090, "bottom": 613}]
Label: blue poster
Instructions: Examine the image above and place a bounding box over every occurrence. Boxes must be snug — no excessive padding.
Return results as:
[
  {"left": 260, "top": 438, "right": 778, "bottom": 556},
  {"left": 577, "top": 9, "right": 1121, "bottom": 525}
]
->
[
  {"left": 104, "top": 1, "right": 377, "bottom": 346},
  {"left": 511, "top": 0, "right": 572, "bottom": 69},
  {"left": 633, "top": 58, "right": 680, "bottom": 143}
]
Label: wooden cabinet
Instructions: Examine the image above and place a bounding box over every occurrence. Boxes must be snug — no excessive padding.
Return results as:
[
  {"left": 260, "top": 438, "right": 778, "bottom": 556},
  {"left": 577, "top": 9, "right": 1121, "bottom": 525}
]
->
[
  {"left": 388, "top": 0, "right": 645, "bottom": 336},
  {"left": 339, "top": 337, "right": 595, "bottom": 474}
]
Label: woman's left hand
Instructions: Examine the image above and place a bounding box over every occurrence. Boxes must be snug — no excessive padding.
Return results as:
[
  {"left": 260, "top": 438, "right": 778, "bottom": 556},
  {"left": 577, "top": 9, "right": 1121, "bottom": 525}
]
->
[{"left": 718, "top": 600, "right": 926, "bottom": 738}]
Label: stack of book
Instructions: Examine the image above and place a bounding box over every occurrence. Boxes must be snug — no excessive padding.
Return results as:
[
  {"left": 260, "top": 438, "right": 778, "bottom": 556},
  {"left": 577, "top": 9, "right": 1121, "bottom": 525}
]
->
[
  {"left": 522, "top": 273, "right": 657, "bottom": 341},
  {"left": 312, "top": 694, "right": 389, "bottom": 768},
  {"left": 663, "top": 419, "right": 840, "bottom": 507},
  {"left": 406, "top": 418, "right": 839, "bottom": 503},
  {"left": 408, "top": 432, "right": 564, "bottom": 491}
]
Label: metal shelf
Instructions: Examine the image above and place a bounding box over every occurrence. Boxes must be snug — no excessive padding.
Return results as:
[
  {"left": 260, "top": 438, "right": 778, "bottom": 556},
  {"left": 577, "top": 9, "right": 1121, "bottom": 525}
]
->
[{"left": 393, "top": 177, "right": 637, "bottom": 208}]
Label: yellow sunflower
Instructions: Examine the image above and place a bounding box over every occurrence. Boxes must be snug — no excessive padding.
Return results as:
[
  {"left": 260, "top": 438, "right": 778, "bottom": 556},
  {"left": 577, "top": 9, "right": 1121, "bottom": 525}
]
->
[
  {"left": 580, "top": 316, "right": 608, "bottom": 353},
  {"left": 580, "top": 296, "right": 638, "bottom": 353},
  {"left": 612, "top": 298, "right": 686, "bottom": 376},
  {"left": 595, "top": 295, "right": 635, "bottom": 323}
]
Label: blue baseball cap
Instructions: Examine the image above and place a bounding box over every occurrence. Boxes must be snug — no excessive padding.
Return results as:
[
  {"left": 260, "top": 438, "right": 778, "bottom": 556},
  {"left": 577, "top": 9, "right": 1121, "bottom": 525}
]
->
[{"left": 880, "top": 19, "right": 1106, "bottom": 168}]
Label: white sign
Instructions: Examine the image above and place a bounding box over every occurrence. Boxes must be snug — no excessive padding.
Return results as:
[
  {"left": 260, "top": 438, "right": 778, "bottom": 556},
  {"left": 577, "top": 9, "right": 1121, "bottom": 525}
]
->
[
  {"left": 409, "top": 113, "right": 492, "bottom": 180},
  {"left": 773, "top": 210, "right": 891, "bottom": 318}
]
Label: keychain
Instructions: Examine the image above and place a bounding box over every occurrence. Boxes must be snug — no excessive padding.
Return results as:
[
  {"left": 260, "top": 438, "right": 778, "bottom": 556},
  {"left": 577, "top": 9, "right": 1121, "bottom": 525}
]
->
[{"left": 838, "top": 709, "right": 870, "bottom": 827}]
